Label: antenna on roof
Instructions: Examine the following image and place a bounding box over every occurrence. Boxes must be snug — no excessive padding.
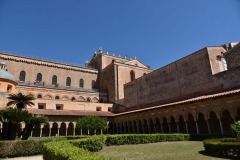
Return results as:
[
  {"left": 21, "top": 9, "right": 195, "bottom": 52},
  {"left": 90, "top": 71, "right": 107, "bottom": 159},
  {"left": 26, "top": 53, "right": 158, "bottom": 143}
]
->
[
  {"left": 134, "top": 56, "right": 137, "bottom": 59},
  {"left": 98, "top": 47, "right": 102, "bottom": 53}
]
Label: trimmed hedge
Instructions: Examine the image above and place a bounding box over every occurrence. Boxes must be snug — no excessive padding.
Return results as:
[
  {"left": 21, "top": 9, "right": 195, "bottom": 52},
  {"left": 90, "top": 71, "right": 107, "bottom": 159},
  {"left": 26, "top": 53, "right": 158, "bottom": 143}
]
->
[
  {"left": 0, "top": 137, "right": 66, "bottom": 158},
  {"left": 189, "top": 134, "right": 234, "bottom": 141},
  {"left": 70, "top": 135, "right": 106, "bottom": 152},
  {"left": 105, "top": 134, "right": 190, "bottom": 146},
  {"left": 203, "top": 138, "right": 240, "bottom": 157},
  {"left": 42, "top": 140, "right": 110, "bottom": 160}
]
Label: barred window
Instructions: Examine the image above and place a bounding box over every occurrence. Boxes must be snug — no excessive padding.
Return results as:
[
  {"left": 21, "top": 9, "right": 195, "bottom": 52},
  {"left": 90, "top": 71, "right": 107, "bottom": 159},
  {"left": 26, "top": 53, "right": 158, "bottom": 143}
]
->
[
  {"left": 79, "top": 79, "right": 84, "bottom": 88},
  {"left": 36, "top": 73, "right": 42, "bottom": 82},
  {"left": 66, "top": 77, "right": 71, "bottom": 87},
  {"left": 19, "top": 71, "right": 26, "bottom": 82},
  {"left": 52, "top": 75, "right": 57, "bottom": 85}
]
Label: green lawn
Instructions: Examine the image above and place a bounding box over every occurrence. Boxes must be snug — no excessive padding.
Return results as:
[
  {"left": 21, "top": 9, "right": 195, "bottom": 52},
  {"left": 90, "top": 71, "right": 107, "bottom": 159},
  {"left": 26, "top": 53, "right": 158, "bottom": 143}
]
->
[{"left": 97, "top": 141, "right": 231, "bottom": 160}]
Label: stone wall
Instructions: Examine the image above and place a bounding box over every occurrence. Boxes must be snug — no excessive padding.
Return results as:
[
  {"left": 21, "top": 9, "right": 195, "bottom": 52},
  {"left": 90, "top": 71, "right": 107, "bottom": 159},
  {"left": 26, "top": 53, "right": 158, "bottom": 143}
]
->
[{"left": 124, "top": 46, "right": 234, "bottom": 110}]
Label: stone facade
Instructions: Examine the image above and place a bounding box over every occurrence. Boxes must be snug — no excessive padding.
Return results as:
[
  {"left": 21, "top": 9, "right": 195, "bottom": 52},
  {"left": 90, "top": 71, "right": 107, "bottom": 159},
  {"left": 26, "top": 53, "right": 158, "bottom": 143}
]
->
[{"left": 0, "top": 42, "right": 240, "bottom": 137}]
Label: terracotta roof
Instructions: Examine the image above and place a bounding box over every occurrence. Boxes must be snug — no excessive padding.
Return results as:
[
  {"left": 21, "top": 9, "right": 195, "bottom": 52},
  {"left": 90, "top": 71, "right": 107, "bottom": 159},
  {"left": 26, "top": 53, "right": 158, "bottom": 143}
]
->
[
  {"left": 27, "top": 109, "right": 114, "bottom": 117},
  {"left": 115, "top": 88, "right": 240, "bottom": 116}
]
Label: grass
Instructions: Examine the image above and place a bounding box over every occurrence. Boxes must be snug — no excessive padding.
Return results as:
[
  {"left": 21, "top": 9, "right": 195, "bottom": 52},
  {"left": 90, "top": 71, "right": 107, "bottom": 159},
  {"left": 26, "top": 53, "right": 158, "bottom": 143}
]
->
[{"left": 97, "top": 141, "right": 232, "bottom": 160}]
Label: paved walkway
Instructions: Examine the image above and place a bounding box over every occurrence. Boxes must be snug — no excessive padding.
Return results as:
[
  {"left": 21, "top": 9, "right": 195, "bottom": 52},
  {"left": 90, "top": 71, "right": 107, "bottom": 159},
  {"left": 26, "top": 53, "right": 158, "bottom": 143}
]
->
[{"left": 1, "top": 155, "right": 43, "bottom": 160}]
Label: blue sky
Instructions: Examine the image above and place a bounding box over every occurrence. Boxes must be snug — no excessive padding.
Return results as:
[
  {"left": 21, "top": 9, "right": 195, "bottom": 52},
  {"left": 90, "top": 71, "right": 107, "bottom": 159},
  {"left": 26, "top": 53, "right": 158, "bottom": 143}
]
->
[{"left": 0, "top": 0, "right": 239, "bottom": 69}]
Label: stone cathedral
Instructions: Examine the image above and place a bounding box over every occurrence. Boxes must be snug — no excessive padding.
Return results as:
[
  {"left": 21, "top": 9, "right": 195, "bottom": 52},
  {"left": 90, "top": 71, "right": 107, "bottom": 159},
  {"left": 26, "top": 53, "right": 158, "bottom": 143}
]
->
[{"left": 0, "top": 42, "right": 240, "bottom": 136}]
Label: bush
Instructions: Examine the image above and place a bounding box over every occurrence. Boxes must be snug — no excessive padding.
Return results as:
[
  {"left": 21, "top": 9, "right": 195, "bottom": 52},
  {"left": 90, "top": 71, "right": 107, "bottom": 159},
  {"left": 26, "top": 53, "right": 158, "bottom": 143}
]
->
[
  {"left": 189, "top": 134, "right": 234, "bottom": 141},
  {"left": 203, "top": 138, "right": 240, "bottom": 157},
  {"left": 105, "top": 134, "right": 190, "bottom": 146},
  {"left": 0, "top": 137, "right": 65, "bottom": 158},
  {"left": 42, "top": 140, "right": 110, "bottom": 160},
  {"left": 70, "top": 135, "right": 106, "bottom": 152}
]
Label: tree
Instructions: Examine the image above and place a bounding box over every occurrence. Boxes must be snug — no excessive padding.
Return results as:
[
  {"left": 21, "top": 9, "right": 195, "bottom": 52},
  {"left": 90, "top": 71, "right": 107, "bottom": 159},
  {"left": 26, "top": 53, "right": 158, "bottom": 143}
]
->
[
  {"left": 231, "top": 121, "right": 240, "bottom": 139},
  {"left": 76, "top": 116, "right": 108, "bottom": 135},
  {"left": 7, "top": 93, "right": 35, "bottom": 110}
]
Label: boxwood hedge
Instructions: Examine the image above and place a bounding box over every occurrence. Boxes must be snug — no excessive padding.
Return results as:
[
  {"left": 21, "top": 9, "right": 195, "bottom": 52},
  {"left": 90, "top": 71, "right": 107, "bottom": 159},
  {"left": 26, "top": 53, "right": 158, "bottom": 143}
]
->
[{"left": 203, "top": 138, "right": 240, "bottom": 157}]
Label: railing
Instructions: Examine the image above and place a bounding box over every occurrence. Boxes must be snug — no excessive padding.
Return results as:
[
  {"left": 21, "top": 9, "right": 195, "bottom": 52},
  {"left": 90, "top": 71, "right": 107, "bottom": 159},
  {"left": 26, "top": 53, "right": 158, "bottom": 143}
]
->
[{"left": 18, "top": 81, "right": 99, "bottom": 92}]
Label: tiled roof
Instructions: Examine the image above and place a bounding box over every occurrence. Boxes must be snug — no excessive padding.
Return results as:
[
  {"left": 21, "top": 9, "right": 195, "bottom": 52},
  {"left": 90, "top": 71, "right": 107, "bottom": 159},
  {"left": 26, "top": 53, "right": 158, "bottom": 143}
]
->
[
  {"left": 27, "top": 109, "right": 114, "bottom": 117},
  {"left": 115, "top": 88, "right": 240, "bottom": 116}
]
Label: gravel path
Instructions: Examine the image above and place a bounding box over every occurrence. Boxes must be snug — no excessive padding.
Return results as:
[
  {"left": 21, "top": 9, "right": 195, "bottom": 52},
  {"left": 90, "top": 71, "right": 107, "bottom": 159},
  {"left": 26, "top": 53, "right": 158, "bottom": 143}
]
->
[{"left": 1, "top": 155, "right": 43, "bottom": 160}]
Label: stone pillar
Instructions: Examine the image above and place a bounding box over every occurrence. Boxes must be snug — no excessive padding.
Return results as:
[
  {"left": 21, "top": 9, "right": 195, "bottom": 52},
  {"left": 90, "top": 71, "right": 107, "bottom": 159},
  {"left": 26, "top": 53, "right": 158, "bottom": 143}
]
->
[
  {"left": 160, "top": 119, "right": 163, "bottom": 133},
  {"left": 147, "top": 120, "right": 151, "bottom": 134},
  {"left": 168, "top": 123, "right": 171, "bottom": 133},
  {"left": 80, "top": 128, "right": 82, "bottom": 135},
  {"left": 195, "top": 121, "right": 199, "bottom": 134},
  {"left": 40, "top": 124, "right": 44, "bottom": 137},
  {"left": 72, "top": 122, "right": 76, "bottom": 136},
  {"left": 49, "top": 122, "right": 53, "bottom": 137},
  {"left": 136, "top": 121, "right": 140, "bottom": 134},
  {"left": 218, "top": 118, "right": 224, "bottom": 134},
  {"left": 57, "top": 128, "right": 60, "bottom": 136},
  {"left": 65, "top": 122, "right": 70, "bottom": 136},
  {"left": 141, "top": 121, "right": 145, "bottom": 134},
  {"left": 206, "top": 120, "right": 211, "bottom": 134},
  {"left": 176, "top": 121, "right": 180, "bottom": 133},
  {"left": 185, "top": 121, "right": 189, "bottom": 134},
  {"left": 101, "top": 129, "right": 103, "bottom": 134},
  {"left": 0, "top": 123, "right": 2, "bottom": 133},
  {"left": 153, "top": 120, "right": 157, "bottom": 133}
]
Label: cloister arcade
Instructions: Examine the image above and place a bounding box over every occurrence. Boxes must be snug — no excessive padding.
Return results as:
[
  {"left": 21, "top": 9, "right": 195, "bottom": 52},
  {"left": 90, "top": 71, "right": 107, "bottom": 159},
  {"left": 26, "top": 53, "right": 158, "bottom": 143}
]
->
[{"left": 111, "top": 94, "right": 240, "bottom": 135}]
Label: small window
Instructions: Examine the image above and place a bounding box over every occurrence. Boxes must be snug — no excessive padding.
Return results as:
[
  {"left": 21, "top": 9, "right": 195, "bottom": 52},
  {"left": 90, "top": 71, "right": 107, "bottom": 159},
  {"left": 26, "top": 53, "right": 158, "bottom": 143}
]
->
[
  {"left": 143, "top": 73, "right": 147, "bottom": 76},
  {"left": 56, "top": 104, "right": 63, "bottom": 110},
  {"left": 52, "top": 75, "right": 57, "bottom": 85},
  {"left": 130, "top": 70, "right": 135, "bottom": 81},
  {"left": 108, "top": 107, "right": 112, "bottom": 112},
  {"left": 38, "top": 103, "right": 46, "bottom": 109},
  {"left": 55, "top": 96, "right": 60, "bottom": 99},
  {"left": 37, "top": 94, "right": 42, "bottom": 98},
  {"left": 36, "top": 73, "right": 42, "bottom": 82},
  {"left": 71, "top": 97, "right": 76, "bottom": 101},
  {"left": 19, "top": 71, "right": 26, "bottom": 82},
  {"left": 92, "top": 80, "right": 96, "bottom": 89},
  {"left": 79, "top": 79, "right": 84, "bottom": 88},
  {"left": 66, "top": 77, "right": 71, "bottom": 87},
  {"left": 96, "top": 107, "right": 102, "bottom": 111}
]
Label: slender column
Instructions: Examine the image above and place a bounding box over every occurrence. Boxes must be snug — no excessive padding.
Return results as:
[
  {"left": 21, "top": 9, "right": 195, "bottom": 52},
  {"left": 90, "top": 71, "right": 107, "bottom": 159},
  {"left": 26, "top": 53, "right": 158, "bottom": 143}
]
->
[
  {"left": 136, "top": 121, "right": 140, "bottom": 134},
  {"left": 65, "top": 122, "right": 69, "bottom": 136},
  {"left": 40, "top": 124, "right": 44, "bottom": 137},
  {"left": 168, "top": 123, "right": 171, "bottom": 133},
  {"left": 206, "top": 120, "right": 211, "bottom": 134},
  {"left": 153, "top": 121, "right": 157, "bottom": 133},
  {"left": 73, "top": 122, "right": 76, "bottom": 136},
  {"left": 80, "top": 128, "right": 82, "bottom": 135},
  {"left": 218, "top": 118, "right": 224, "bottom": 134},
  {"left": 147, "top": 120, "right": 151, "bottom": 134},
  {"left": 49, "top": 123, "right": 53, "bottom": 137},
  {"left": 141, "top": 121, "right": 145, "bottom": 134},
  {"left": 101, "top": 129, "right": 103, "bottom": 134},
  {"left": 160, "top": 121, "right": 163, "bottom": 133},
  {"left": 87, "top": 129, "right": 89, "bottom": 135},
  {"left": 57, "top": 128, "right": 60, "bottom": 136},
  {"left": 176, "top": 122, "right": 180, "bottom": 133},
  {"left": 185, "top": 121, "right": 189, "bottom": 134},
  {"left": 195, "top": 121, "right": 199, "bottom": 134}
]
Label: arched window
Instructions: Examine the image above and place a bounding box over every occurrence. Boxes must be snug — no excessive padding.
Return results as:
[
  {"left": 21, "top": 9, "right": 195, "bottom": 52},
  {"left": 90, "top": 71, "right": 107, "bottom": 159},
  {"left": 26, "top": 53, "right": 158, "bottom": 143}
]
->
[
  {"left": 19, "top": 71, "right": 26, "bottom": 82},
  {"left": 55, "top": 96, "right": 59, "bottom": 99},
  {"left": 92, "top": 80, "right": 96, "bottom": 89},
  {"left": 143, "top": 73, "right": 147, "bottom": 76},
  {"left": 37, "top": 94, "right": 42, "bottom": 99},
  {"left": 66, "top": 77, "right": 71, "bottom": 87},
  {"left": 52, "top": 75, "right": 57, "bottom": 85},
  {"left": 36, "top": 73, "right": 42, "bottom": 82},
  {"left": 86, "top": 97, "right": 91, "bottom": 102},
  {"left": 71, "top": 97, "right": 76, "bottom": 101},
  {"left": 130, "top": 70, "right": 135, "bottom": 82},
  {"left": 79, "top": 79, "right": 84, "bottom": 88}
]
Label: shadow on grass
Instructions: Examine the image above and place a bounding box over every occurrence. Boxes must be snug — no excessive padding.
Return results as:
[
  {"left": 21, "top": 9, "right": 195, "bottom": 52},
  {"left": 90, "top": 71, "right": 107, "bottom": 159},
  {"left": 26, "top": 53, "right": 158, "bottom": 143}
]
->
[{"left": 199, "top": 150, "right": 240, "bottom": 160}]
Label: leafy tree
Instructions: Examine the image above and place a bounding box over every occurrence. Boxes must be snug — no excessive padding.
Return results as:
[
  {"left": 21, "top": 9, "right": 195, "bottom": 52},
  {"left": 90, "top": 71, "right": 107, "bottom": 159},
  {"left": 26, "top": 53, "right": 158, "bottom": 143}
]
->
[
  {"left": 7, "top": 93, "right": 35, "bottom": 110},
  {"left": 231, "top": 121, "right": 240, "bottom": 139},
  {"left": 76, "top": 116, "right": 108, "bottom": 135},
  {"left": 22, "top": 115, "right": 48, "bottom": 140}
]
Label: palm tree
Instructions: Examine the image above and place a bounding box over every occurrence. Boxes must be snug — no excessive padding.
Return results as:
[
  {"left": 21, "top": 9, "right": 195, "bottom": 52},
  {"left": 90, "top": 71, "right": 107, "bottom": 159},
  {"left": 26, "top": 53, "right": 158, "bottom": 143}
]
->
[{"left": 7, "top": 93, "right": 35, "bottom": 110}]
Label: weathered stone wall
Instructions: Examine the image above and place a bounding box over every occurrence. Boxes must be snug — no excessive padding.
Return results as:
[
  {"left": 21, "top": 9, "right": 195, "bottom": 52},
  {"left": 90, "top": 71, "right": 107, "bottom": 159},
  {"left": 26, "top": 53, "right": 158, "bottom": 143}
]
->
[
  {"left": 225, "top": 43, "right": 240, "bottom": 69},
  {"left": 0, "top": 53, "right": 98, "bottom": 90},
  {"left": 124, "top": 47, "right": 227, "bottom": 110}
]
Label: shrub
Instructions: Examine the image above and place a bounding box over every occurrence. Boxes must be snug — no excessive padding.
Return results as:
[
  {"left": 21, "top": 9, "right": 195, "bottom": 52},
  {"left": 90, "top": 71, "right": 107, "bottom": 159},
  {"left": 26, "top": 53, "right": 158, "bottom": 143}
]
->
[
  {"left": 189, "top": 134, "right": 234, "bottom": 141},
  {"left": 42, "top": 140, "right": 110, "bottom": 160},
  {"left": 0, "top": 137, "right": 64, "bottom": 158},
  {"left": 203, "top": 138, "right": 240, "bottom": 157},
  {"left": 70, "top": 135, "right": 106, "bottom": 152},
  {"left": 105, "top": 134, "right": 190, "bottom": 146}
]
